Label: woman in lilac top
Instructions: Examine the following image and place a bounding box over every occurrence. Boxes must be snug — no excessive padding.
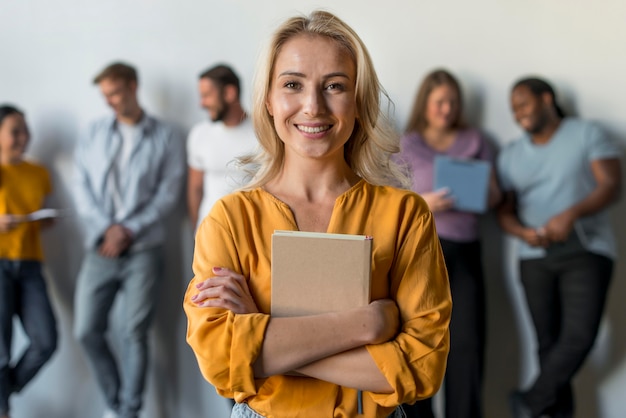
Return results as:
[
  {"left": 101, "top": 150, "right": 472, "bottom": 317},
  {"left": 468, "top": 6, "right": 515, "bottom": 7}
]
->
[{"left": 398, "top": 69, "right": 501, "bottom": 418}]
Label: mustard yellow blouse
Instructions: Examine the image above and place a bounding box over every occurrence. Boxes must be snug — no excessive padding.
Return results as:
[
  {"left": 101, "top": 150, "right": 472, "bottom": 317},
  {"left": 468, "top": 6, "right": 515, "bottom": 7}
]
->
[
  {"left": 0, "top": 161, "right": 51, "bottom": 261},
  {"left": 184, "top": 180, "right": 451, "bottom": 418}
]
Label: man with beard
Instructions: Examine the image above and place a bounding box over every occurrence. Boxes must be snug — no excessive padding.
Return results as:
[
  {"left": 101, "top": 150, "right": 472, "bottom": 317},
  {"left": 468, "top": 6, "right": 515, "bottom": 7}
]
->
[
  {"left": 497, "top": 77, "right": 621, "bottom": 418},
  {"left": 73, "top": 62, "right": 185, "bottom": 418},
  {"left": 187, "top": 64, "right": 258, "bottom": 231}
]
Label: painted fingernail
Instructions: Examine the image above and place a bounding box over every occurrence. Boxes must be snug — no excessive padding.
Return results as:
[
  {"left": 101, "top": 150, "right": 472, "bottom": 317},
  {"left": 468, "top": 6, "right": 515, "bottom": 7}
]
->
[
  {"left": 212, "top": 267, "right": 222, "bottom": 272},
  {"left": 191, "top": 295, "right": 198, "bottom": 301}
]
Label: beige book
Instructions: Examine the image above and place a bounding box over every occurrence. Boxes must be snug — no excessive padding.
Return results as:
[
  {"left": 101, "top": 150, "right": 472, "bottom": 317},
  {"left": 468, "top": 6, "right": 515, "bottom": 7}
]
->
[{"left": 271, "top": 230, "right": 372, "bottom": 317}]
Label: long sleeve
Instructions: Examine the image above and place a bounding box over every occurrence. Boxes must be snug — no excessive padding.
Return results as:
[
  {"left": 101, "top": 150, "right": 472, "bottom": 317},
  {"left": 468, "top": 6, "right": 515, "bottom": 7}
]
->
[
  {"left": 366, "top": 204, "right": 451, "bottom": 406},
  {"left": 73, "top": 124, "right": 112, "bottom": 248},
  {"left": 183, "top": 184, "right": 452, "bottom": 418},
  {"left": 184, "top": 202, "right": 271, "bottom": 399}
]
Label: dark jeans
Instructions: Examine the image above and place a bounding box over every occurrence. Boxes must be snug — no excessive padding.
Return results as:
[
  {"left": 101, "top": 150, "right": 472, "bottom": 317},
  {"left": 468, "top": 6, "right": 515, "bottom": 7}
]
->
[
  {"left": 0, "top": 260, "right": 58, "bottom": 415},
  {"left": 403, "top": 239, "right": 485, "bottom": 418},
  {"left": 519, "top": 251, "right": 612, "bottom": 418}
]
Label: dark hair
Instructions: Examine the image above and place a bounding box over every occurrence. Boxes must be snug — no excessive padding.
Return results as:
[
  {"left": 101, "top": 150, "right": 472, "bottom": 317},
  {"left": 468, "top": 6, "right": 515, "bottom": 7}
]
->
[
  {"left": 199, "top": 64, "right": 241, "bottom": 99},
  {"left": 512, "top": 77, "right": 565, "bottom": 118},
  {"left": 405, "top": 69, "right": 465, "bottom": 134},
  {"left": 0, "top": 105, "right": 24, "bottom": 127},
  {"left": 0, "top": 105, "right": 25, "bottom": 185},
  {"left": 93, "top": 62, "right": 138, "bottom": 85}
]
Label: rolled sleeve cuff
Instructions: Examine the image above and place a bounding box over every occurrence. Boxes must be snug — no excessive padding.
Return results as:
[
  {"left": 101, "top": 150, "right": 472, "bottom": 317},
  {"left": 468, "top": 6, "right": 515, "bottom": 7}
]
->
[
  {"left": 365, "top": 336, "right": 447, "bottom": 407},
  {"left": 230, "top": 312, "right": 271, "bottom": 398}
]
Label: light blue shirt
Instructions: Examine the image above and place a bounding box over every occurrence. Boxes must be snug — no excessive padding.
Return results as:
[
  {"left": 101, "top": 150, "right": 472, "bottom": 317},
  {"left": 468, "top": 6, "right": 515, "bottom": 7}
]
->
[
  {"left": 497, "top": 118, "right": 622, "bottom": 259},
  {"left": 74, "top": 114, "right": 185, "bottom": 249}
]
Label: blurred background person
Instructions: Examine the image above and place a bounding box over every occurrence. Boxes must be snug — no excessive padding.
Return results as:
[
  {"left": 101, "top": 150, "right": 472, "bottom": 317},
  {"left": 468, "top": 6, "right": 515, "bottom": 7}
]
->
[
  {"left": 0, "top": 105, "right": 57, "bottom": 418},
  {"left": 73, "top": 62, "right": 185, "bottom": 418},
  {"left": 398, "top": 69, "right": 501, "bottom": 418},
  {"left": 187, "top": 64, "right": 258, "bottom": 232},
  {"left": 497, "top": 77, "right": 621, "bottom": 418}
]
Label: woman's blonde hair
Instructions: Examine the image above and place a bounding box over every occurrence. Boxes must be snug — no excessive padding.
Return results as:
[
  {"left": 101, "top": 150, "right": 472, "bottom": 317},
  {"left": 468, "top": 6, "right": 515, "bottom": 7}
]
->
[{"left": 239, "top": 10, "right": 409, "bottom": 189}]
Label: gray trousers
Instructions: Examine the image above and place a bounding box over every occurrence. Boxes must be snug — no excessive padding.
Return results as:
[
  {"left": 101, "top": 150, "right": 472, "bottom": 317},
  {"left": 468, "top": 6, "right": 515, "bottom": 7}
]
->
[{"left": 73, "top": 247, "right": 162, "bottom": 418}]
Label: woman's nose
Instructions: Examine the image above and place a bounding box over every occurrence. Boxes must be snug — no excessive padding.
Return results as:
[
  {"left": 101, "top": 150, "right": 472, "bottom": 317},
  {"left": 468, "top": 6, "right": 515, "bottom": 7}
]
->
[{"left": 303, "top": 88, "right": 326, "bottom": 116}]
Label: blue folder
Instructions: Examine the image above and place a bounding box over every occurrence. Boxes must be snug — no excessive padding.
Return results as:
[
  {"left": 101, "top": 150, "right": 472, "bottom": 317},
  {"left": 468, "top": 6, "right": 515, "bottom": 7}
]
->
[{"left": 433, "top": 155, "right": 490, "bottom": 213}]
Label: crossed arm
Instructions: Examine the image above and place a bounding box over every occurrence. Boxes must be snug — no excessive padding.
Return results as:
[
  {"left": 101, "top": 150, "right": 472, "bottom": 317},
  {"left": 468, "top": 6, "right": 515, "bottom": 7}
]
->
[{"left": 190, "top": 267, "right": 398, "bottom": 393}]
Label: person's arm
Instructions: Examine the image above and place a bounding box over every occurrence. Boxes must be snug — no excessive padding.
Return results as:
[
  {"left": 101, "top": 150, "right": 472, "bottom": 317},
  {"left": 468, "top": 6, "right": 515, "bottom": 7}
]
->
[
  {"left": 186, "top": 196, "right": 451, "bottom": 403},
  {"left": 187, "top": 167, "right": 204, "bottom": 229},
  {"left": 294, "top": 346, "right": 393, "bottom": 393},
  {"left": 194, "top": 201, "right": 451, "bottom": 400},
  {"left": 473, "top": 131, "right": 502, "bottom": 210},
  {"left": 253, "top": 300, "right": 397, "bottom": 384},
  {"left": 543, "top": 158, "right": 621, "bottom": 242},
  {"left": 487, "top": 168, "right": 502, "bottom": 209},
  {"left": 192, "top": 267, "right": 398, "bottom": 391},
  {"left": 73, "top": 125, "right": 113, "bottom": 245},
  {"left": 497, "top": 191, "right": 548, "bottom": 247}
]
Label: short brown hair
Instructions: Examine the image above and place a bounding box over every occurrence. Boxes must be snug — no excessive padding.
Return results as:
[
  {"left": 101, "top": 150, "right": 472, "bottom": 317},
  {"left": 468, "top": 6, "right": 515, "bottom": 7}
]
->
[
  {"left": 199, "top": 64, "right": 241, "bottom": 99},
  {"left": 93, "top": 62, "right": 138, "bottom": 85}
]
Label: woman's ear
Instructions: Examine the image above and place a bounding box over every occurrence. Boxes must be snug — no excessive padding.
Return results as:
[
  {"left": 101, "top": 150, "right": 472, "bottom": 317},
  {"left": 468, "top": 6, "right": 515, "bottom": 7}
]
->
[{"left": 266, "top": 100, "right": 273, "bottom": 117}]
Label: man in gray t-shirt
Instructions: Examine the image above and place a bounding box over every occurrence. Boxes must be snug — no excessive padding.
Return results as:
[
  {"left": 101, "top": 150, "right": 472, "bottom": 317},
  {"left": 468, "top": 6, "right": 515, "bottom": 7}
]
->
[{"left": 497, "top": 77, "right": 621, "bottom": 418}]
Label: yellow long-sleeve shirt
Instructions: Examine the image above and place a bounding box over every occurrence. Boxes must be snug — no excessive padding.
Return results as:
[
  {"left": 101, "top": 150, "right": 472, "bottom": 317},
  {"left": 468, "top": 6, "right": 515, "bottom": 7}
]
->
[
  {"left": 184, "top": 180, "right": 451, "bottom": 418},
  {"left": 0, "top": 160, "right": 51, "bottom": 261}
]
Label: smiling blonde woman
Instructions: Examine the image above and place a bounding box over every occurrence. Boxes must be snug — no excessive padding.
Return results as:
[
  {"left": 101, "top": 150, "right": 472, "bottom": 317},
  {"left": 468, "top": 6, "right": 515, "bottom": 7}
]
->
[{"left": 184, "top": 10, "right": 452, "bottom": 418}]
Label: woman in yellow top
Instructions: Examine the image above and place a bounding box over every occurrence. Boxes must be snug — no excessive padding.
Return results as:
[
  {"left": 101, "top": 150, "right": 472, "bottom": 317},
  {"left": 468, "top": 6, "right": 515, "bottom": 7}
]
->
[
  {"left": 0, "top": 105, "right": 57, "bottom": 418},
  {"left": 183, "top": 10, "right": 452, "bottom": 418}
]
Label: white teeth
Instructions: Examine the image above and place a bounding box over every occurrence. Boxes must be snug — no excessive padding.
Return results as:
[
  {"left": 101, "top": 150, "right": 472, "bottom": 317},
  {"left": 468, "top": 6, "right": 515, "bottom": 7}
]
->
[{"left": 297, "top": 125, "right": 329, "bottom": 133}]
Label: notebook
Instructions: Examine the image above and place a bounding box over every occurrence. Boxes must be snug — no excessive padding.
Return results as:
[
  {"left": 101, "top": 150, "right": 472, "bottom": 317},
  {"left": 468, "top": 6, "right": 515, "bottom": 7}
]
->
[
  {"left": 271, "top": 230, "right": 372, "bottom": 317},
  {"left": 433, "top": 155, "right": 490, "bottom": 213}
]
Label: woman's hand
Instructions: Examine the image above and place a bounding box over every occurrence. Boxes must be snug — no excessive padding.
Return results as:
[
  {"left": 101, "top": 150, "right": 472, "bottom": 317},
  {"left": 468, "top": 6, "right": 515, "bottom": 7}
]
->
[
  {"left": 421, "top": 188, "right": 454, "bottom": 213},
  {"left": 191, "top": 267, "right": 259, "bottom": 314},
  {"left": 0, "top": 215, "right": 19, "bottom": 233}
]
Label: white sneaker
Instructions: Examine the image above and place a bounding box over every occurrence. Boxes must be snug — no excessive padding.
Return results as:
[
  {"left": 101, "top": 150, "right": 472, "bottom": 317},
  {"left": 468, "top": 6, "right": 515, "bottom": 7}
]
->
[{"left": 102, "top": 410, "right": 118, "bottom": 418}]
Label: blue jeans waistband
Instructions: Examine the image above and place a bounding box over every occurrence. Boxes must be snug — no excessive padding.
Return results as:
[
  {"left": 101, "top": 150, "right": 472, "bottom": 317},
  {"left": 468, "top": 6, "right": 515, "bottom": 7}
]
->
[{"left": 230, "top": 402, "right": 406, "bottom": 418}]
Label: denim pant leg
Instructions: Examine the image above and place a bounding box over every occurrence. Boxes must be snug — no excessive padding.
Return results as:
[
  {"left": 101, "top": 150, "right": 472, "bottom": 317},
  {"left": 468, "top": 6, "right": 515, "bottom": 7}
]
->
[
  {"left": 12, "top": 261, "right": 57, "bottom": 392},
  {"left": 117, "top": 247, "right": 163, "bottom": 418},
  {"left": 0, "top": 261, "right": 17, "bottom": 415},
  {"left": 231, "top": 402, "right": 265, "bottom": 418},
  {"left": 74, "top": 251, "right": 123, "bottom": 411}
]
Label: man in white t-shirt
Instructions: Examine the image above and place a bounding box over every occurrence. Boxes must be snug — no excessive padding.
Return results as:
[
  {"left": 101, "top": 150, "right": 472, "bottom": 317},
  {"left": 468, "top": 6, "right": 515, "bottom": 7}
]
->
[{"left": 187, "top": 64, "right": 258, "bottom": 230}]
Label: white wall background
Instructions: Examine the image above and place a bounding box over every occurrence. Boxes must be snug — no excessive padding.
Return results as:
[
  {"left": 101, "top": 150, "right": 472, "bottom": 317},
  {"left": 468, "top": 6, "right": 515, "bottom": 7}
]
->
[{"left": 1, "top": 1, "right": 625, "bottom": 417}]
